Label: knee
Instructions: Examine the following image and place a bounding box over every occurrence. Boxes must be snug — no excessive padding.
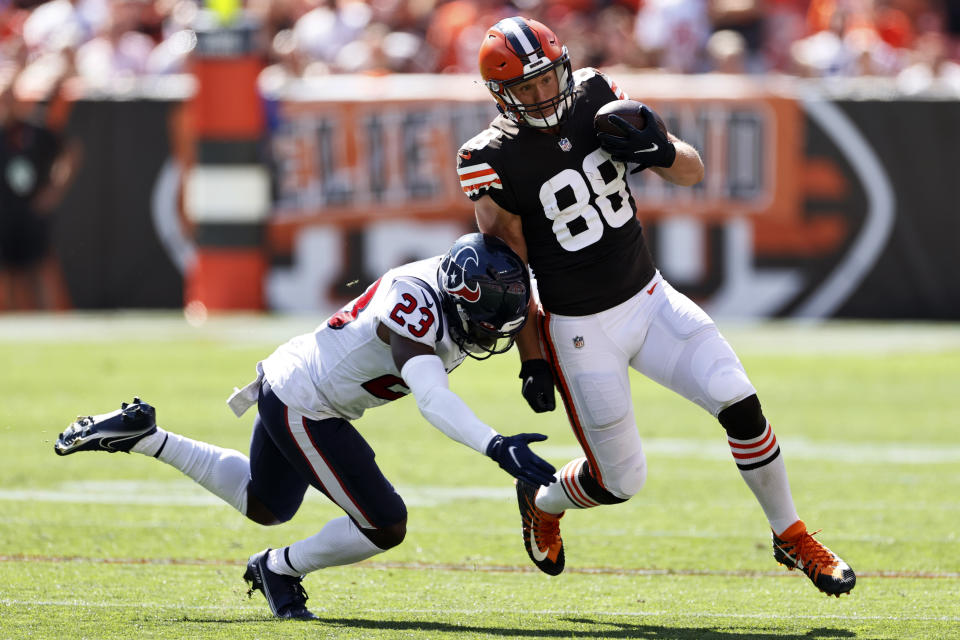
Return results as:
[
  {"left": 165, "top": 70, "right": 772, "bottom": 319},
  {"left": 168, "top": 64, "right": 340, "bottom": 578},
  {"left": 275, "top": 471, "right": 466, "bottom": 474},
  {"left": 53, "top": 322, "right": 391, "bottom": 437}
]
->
[
  {"left": 718, "top": 394, "right": 766, "bottom": 440},
  {"left": 585, "top": 452, "right": 646, "bottom": 501},
  {"left": 245, "top": 489, "right": 292, "bottom": 526},
  {"left": 685, "top": 332, "right": 756, "bottom": 414},
  {"left": 361, "top": 518, "right": 407, "bottom": 550},
  {"left": 604, "top": 458, "right": 647, "bottom": 500}
]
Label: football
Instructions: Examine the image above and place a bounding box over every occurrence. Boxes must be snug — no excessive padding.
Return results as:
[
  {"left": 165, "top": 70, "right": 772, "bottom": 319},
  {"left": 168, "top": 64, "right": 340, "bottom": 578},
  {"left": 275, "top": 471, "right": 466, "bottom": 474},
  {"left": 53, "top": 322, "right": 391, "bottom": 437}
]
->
[{"left": 594, "top": 100, "right": 667, "bottom": 136}]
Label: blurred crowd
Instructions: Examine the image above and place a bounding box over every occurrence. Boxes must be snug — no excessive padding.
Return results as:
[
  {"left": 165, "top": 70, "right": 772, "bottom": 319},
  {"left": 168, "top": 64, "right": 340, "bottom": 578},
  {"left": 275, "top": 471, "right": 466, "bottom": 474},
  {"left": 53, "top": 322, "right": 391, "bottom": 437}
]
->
[{"left": 1, "top": 0, "right": 959, "bottom": 94}]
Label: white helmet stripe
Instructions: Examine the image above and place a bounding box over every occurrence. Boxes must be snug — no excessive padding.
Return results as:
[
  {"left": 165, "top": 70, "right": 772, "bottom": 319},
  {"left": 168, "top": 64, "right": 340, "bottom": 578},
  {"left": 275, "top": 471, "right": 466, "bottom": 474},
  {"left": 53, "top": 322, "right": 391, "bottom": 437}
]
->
[{"left": 499, "top": 17, "right": 539, "bottom": 56}]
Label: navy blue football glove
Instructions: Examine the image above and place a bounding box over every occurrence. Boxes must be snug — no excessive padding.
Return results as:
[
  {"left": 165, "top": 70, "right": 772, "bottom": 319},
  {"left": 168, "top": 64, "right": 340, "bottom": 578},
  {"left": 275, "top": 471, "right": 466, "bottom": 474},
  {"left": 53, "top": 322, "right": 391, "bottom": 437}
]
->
[
  {"left": 486, "top": 433, "right": 556, "bottom": 487},
  {"left": 519, "top": 359, "right": 556, "bottom": 413},
  {"left": 597, "top": 105, "right": 676, "bottom": 171}
]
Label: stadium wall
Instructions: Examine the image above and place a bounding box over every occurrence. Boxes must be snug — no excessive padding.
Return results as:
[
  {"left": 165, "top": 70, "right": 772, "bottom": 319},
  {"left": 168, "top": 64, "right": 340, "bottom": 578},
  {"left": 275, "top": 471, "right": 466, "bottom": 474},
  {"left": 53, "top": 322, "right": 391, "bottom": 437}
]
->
[{"left": 50, "top": 75, "right": 960, "bottom": 319}]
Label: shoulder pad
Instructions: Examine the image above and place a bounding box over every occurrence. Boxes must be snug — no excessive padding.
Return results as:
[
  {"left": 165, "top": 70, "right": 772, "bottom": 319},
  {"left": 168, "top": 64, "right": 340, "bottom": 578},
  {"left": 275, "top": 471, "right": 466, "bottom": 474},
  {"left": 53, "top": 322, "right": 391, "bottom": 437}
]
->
[
  {"left": 574, "top": 67, "right": 629, "bottom": 101},
  {"left": 380, "top": 276, "right": 444, "bottom": 344},
  {"left": 456, "top": 136, "right": 504, "bottom": 199},
  {"left": 459, "top": 120, "right": 513, "bottom": 155},
  {"left": 491, "top": 114, "right": 520, "bottom": 138}
]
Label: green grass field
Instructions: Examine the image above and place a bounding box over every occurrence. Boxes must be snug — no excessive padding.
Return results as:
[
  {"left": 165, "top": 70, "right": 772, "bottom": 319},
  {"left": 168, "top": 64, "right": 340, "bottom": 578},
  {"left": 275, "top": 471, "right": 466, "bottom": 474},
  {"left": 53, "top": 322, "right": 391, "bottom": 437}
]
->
[{"left": 1, "top": 314, "right": 958, "bottom": 639}]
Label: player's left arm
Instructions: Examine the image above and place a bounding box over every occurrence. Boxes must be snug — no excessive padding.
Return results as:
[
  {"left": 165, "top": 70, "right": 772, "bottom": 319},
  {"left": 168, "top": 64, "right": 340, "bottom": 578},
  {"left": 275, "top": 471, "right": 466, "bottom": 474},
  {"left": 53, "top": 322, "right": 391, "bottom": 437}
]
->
[
  {"left": 592, "top": 90, "right": 704, "bottom": 187},
  {"left": 386, "top": 328, "right": 494, "bottom": 453},
  {"left": 387, "top": 331, "right": 556, "bottom": 486},
  {"left": 650, "top": 135, "right": 704, "bottom": 187}
]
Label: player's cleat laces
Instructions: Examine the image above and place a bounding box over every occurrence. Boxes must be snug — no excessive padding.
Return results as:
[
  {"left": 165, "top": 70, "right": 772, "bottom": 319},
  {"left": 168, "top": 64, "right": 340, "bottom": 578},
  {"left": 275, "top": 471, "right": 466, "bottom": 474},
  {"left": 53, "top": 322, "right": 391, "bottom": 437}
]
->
[
  {"left": 772, "top": 520, "right": 856, "bottom": 597},
  {"left": 244, "top": 549, "right": 317, "bottom": 620},
  {"left": 516, "top": 479, "right": 565, "bottom": 576},
  {"left": 54, "top": 398, "right": 157, "bottom": 456}
]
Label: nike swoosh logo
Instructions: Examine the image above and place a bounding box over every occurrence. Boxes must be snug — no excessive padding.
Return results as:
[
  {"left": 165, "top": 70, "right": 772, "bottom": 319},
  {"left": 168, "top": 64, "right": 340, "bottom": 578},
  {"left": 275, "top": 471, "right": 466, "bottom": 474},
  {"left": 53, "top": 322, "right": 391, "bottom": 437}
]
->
[
  {"left": 647, "top": 282, "right": 658, "bottom": 295},
  {"left": 636, "top": 144, "right": 659, "bottom": 153},
  {"left": 528, "top": 528, "right": 548, "bottom": 562},
  {"left": 775, "top": 542, "right": 801, "bottom": 568},
  {"left": 423, "top": 298, "right": 434, "bottom": 309},
  {"left": 507, "top": 446, "right": 521, "bottom": 468}
]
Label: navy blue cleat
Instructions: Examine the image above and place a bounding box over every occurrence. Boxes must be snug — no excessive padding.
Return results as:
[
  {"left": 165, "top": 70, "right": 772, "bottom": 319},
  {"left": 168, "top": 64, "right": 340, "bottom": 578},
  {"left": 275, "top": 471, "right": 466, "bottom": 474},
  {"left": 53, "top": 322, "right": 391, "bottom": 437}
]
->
[
  {"left": 54, "top": 398, "right": 157, "bottom": 456},
  {"left": 244, "top": 549, "right": 318, "bottom": 620}
]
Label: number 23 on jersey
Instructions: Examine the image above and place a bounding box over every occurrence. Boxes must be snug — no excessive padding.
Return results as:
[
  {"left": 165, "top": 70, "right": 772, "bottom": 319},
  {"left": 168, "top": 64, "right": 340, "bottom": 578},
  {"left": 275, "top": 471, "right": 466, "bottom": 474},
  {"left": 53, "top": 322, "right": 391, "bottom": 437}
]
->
[{"left": 388, "top": 293, "right": 435, "bottom": 338}]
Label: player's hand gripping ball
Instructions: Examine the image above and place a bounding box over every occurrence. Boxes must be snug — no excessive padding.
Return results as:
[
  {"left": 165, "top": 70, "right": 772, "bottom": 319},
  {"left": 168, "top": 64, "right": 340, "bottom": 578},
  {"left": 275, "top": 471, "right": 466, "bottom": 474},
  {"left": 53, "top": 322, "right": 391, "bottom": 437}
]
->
[{"left": 594, "top": 100, "right": 675, "bottom": 171}]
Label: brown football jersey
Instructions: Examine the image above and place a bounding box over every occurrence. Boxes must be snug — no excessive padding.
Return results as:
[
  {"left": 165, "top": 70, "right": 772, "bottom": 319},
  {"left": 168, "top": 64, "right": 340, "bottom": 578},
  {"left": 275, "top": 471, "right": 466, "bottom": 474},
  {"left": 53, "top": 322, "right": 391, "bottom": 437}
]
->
[{"left": 457, "top": 68, "right": 656, "bottom": 316}]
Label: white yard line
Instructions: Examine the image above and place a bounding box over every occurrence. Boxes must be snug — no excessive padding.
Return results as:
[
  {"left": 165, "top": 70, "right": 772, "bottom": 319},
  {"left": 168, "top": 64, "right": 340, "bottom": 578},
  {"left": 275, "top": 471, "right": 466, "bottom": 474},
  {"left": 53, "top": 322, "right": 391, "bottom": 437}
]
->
[
  {"left": 0, "top": 599, "right": 957, "bottom": 623},
  {"left": 2, "top": 430, "right": 960, "bottom": 512},
  {"left": 1, "top": 314, "right": 959, "bottom": 355},
  {"left": 4, "top": 435, "right": 960, "bottom": 509},
  {"left": 0, "top": 482, "right": 517, "bottom": 507},
  {"left": 3, "top": 488, "right": 957, "bottom": 516}
]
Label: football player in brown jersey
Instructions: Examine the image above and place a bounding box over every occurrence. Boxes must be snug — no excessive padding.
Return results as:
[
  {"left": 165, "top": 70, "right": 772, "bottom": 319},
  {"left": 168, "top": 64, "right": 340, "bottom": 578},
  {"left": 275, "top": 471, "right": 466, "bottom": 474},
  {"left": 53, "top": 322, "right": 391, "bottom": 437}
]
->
[{"left": 456, "top": 16, "right": 855, "bottom": 597}]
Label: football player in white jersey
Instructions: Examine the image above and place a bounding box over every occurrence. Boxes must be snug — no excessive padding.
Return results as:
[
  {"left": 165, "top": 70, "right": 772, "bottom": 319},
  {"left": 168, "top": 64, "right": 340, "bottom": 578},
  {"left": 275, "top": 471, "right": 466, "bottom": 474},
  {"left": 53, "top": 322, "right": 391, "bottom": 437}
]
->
[
  {"left": 54, "top": 233, "right": 558, "bottom": 619},
  {"left": 457, "top": 16, "right": 855, "bottom": 597}
]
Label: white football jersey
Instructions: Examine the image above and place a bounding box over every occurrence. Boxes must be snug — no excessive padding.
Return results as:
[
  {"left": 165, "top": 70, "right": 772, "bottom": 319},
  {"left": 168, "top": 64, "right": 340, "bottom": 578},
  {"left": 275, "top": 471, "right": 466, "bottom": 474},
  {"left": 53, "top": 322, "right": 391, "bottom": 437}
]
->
[{"left": 260, "top": 256, "right": 469, "bottom": 421}]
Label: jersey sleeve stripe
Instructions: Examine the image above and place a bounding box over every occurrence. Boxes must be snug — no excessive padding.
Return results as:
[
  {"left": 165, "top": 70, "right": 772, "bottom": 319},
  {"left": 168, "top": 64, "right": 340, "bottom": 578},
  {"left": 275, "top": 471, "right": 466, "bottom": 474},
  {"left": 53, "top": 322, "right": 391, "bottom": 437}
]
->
[
  {"left": 607, "top": 78, "right": 627, "bottom": 100},
  {"left": 461, "top": 179, "right": 502, "bottom": 195},
  {"left": 458, "top": 162, "right": 503, "bottom": 194},
  {"left": 460, "top": 174, "right": 502, "bottom": 187},
  {"left": 457, "top": 162, "right": 496, "bottom": 175},
  {"left": 458, "top": 168, "right": 498, "bottom": 181}
]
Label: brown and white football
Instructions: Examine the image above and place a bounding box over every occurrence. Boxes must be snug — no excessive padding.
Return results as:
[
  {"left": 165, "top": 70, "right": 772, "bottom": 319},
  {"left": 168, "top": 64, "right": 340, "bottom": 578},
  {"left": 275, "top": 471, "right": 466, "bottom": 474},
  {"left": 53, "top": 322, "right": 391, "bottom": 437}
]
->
[{"left": 594, "top": 100, "right": 667, "bottom": 136}]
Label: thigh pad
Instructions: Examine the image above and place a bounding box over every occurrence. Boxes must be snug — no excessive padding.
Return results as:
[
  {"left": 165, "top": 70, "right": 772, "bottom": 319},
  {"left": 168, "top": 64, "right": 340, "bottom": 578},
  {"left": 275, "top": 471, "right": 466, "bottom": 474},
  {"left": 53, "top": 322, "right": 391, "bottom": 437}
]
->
[{"left": 573, "top": 370, "right": 631, "bottom": 429}]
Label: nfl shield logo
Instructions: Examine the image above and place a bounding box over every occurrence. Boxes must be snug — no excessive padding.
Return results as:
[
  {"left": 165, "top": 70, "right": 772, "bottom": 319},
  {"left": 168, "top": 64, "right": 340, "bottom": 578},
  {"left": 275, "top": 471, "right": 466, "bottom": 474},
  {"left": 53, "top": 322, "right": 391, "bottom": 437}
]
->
[
  {"left": 558, "top": 137, "right": 573, "bottom": 152},
  {"left": 573, "top": 335, "right": 584, "bottom": 349}
]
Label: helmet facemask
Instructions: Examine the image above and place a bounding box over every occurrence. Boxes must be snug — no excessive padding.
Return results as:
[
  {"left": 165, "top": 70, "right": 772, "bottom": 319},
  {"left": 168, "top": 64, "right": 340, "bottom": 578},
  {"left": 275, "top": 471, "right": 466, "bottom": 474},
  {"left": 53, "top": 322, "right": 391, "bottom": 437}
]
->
[
  {"left": 438, "top": 234, "right": 531, "bottom": 361},
  {"left": 487, "top": 53, "right": 575, "bottom": 129},
  {"left": 446, "top": 282, "right": 528, "bottom": 360}
]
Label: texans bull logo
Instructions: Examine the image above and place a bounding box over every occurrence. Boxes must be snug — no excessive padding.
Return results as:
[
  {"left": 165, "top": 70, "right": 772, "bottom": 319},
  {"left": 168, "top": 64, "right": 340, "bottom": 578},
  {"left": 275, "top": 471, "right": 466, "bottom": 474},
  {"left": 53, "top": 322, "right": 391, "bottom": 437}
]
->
[{"left": 442, "top": 246, "right": 481, "bottom": 302}]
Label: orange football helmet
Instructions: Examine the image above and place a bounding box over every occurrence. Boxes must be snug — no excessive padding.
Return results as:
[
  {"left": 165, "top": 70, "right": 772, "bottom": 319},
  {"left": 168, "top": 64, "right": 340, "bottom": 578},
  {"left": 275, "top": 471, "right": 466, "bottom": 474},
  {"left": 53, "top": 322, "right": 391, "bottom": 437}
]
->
[{"left": 478, "top": 17, "right": 575, "bottom": 129}]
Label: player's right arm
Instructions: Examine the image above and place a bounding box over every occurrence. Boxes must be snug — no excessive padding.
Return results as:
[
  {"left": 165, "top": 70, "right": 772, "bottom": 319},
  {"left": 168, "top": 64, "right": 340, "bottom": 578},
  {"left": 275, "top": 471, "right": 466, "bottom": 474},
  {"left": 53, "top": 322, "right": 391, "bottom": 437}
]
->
[
  {"left": 475, "top": 195, "right": 539, "bottom": 358},
  {"left": 381, "top": 312, "right": 555, "bottom": 486},
  {"left": 474, "top": 196, "right": 557, "bottom": 413},
  {"left": 474, "top": 194, "right": 527, "bottom": 261}
]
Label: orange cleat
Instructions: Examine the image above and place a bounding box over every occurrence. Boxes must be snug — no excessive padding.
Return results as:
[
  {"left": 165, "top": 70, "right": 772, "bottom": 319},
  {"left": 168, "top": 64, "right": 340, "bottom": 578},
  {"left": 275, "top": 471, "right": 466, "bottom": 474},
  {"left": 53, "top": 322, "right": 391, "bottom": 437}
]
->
[
  {"left": 516, "top": 479, "right": 565, "bottom": 575},
  {"left": 773, "top": 520, "right": 856, "bottom": 597}
]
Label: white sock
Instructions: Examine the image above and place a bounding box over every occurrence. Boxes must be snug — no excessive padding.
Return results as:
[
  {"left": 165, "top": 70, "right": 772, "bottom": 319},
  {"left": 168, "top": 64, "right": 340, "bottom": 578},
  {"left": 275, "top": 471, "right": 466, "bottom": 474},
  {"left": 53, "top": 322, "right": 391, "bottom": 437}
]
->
[
  {"left": 728, "top": 422, "right": 799, "bottom": 535},
  {"left": 535, "top": 482, "right": 570, "bottom": 515},
  {"left": 267, "top": 516, "right": 383, "bottom": 576},
  {"left": 131, "top": 427, "right": 250, "bottom": 515},
  {"left": 536, "top": 458, "right": 598, "bottom": 514}
]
